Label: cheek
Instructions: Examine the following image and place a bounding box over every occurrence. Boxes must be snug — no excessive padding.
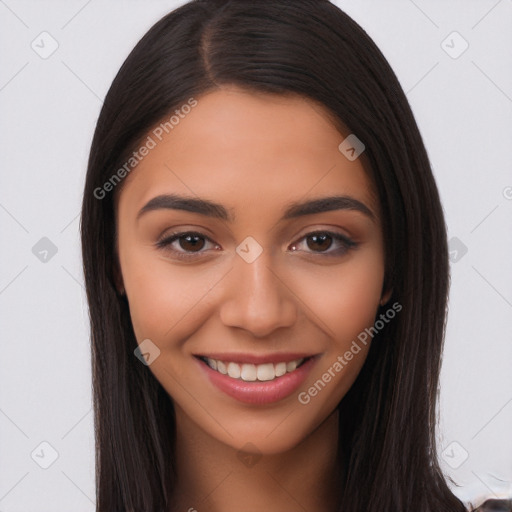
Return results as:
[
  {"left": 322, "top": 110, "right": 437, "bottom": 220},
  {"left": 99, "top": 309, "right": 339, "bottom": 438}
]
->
[
  {"left": 120, "top": 249, "right": 221, "bottom": 345},
  {"left": 292, "top": 249, "right": 385, "bottom": 344},
  {"left": 334, "top": 261, "right": 384, "bottom": 338},
  {"left": 293, "top": 254, "right": 384, "bottom": 412}
]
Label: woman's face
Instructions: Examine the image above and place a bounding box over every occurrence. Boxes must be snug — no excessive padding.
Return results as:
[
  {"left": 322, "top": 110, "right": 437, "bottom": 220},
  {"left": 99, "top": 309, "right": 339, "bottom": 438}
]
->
[{"left": 116, "top": 87, "right": 387, "bottom": 454}]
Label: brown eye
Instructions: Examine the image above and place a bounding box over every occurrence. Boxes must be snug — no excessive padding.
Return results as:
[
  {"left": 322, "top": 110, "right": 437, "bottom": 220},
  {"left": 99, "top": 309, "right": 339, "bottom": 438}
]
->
[
  {"left": 306, "top": 233, "right": 333, "bottom": 252},
  {"left": 177, "top": 233, "right": 206, "bottom": 252},
  {"left": 289, "top": 230, "right": 357, "bottom": 256},
  {"left": 155, "top": 231, "right": 219, "bottom": 261}
]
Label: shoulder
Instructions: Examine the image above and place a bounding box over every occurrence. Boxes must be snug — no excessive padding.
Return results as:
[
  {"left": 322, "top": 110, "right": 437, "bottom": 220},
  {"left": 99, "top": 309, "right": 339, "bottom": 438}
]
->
[{"left": 472, "top": 498, "right": 512, "bottom": 511}]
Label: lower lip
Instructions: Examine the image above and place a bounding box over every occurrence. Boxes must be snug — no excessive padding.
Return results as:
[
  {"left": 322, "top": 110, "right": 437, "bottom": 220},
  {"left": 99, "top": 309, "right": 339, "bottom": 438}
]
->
[{"left": 195, "top": 356, "right": 317, "bottom": 405}]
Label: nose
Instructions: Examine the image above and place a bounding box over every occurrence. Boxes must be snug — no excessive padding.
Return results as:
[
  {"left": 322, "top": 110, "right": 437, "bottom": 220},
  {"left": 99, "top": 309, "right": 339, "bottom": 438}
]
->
[{"left": 219, "top": 248, "right": 298, "bottom": 338}]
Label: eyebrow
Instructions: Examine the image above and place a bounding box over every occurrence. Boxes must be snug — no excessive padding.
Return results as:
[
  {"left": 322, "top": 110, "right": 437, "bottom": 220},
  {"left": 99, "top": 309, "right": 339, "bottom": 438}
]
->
[{"left": 136, "top": 193, "right": 375, "bottom": 222}]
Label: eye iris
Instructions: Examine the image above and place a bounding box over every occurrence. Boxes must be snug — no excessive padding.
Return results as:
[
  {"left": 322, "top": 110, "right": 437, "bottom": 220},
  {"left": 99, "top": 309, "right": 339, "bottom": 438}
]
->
[
  {"left": 180, "top": 234, "right": 205, "bottom": 252},
  {"left": 307, "top": 233, "right": 332, "bottom": 252}
]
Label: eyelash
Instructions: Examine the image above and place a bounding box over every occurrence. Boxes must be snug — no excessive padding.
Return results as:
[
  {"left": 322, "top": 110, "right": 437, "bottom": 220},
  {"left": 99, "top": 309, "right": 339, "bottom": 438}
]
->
[{"left": 154, "top": 230, "right": 357, "bottom": 261}]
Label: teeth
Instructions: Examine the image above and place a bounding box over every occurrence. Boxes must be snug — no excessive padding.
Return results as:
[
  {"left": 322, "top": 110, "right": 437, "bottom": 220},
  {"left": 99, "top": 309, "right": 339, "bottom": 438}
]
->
[
  {"left": 216, "top": 360, "right": 227, "bottom": 374},
  {"left": 241, "top": 364, "right": 257, "bottom": 381},
  {"left": 257, "top": 363, "right": 275, "bottom": 381},
  {"left": 286, "top": 360, "right": 297, "bottom": 372},
  {"left": 203, "top": 357, "right": 305, "bottom": 382},
  {"left": 275, "top": 362, "right": 287, "bottom": 377},
  {"left": 227, "top": 362, "right": 241, "bottom": 379}
]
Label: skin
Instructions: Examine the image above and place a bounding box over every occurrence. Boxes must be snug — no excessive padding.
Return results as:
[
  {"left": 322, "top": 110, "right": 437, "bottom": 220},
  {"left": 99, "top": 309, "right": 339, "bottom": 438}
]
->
[{"left": 115, "top": 86, "right": 390, "bottom": 511}]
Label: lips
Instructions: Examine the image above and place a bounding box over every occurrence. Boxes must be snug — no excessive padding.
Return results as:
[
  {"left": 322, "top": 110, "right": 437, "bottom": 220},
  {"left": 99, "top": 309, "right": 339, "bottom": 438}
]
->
[{"left": 194, "top": 353, "right": 318, "bottom": 405}]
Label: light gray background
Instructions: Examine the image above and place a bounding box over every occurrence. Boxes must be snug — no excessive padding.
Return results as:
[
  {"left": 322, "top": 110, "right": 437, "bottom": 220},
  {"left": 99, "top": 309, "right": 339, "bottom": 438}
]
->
[{"left": 1, "top": 1, "right": 511, "bottom": 510}]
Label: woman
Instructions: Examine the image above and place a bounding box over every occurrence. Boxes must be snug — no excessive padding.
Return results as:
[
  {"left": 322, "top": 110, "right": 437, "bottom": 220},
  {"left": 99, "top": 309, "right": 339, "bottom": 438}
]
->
[{"left": 80, "top": 0, "right": 503, "bottom": 510}]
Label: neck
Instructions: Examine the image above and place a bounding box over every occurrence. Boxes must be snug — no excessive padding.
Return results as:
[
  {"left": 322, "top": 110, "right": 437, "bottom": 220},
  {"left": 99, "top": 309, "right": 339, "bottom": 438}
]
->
[{"left": 170, "top": 408, "right": 343, "bottom": 512}]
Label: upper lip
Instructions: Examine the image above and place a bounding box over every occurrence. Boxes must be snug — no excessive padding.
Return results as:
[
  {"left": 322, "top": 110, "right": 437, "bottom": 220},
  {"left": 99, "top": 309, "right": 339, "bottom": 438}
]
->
[{"left": 195, "top": 352, "right": 316, "bottom": 365}]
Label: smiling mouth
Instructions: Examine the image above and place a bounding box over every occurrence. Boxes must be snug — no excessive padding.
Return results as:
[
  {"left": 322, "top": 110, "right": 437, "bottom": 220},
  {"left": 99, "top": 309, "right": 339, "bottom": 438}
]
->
[{"left": 196, "top": 355, "right": 310, "bottom": 382}]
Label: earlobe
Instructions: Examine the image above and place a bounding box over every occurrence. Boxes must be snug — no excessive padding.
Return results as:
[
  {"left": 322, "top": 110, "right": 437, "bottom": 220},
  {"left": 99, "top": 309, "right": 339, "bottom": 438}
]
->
[
  {"left": 379, "top": 272, "right": 393, "bottom": 306},
  {"left": 380, "top": 287, "right": 393, "bottom": 306}
]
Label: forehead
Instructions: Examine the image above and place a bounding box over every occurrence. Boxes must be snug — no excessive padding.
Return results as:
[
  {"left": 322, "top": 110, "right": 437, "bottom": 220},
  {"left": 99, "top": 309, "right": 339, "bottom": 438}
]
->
[{"left": 117, "top": 87, "right": 378, "bottom": 220}]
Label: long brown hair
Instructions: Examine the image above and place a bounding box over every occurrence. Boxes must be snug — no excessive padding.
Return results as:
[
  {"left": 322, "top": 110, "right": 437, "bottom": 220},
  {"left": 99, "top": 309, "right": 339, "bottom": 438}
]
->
[{"left": 80, "top": 1, "right": 471, "bottom": 510}]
